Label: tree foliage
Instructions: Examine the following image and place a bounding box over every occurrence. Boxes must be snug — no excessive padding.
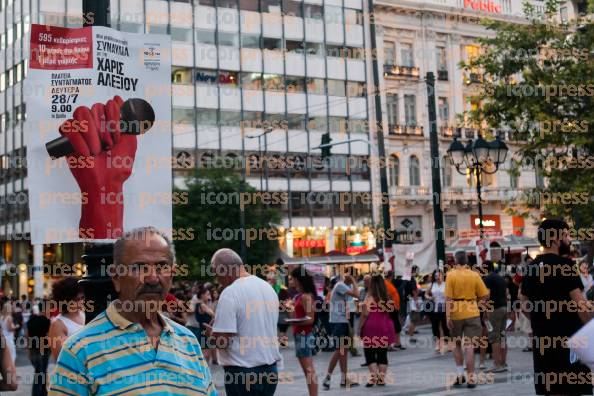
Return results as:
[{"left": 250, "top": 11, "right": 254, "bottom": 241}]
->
[
  {"left": 461, "top": 0, "right": 594, "bottom": 233},
  {"left": 173, "top": 167, "right": 282, "bottom": 279}
]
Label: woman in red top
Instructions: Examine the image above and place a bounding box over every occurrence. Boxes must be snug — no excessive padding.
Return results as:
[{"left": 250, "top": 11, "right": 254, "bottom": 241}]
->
[{"left": 289, "top": 267, "right": 318, "bottom": 396}]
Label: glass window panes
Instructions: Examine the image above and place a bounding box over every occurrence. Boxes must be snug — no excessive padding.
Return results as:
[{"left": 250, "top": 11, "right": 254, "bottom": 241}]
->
[
  {"left": 347, "top": 82, "right": 365, "bottom": 97},
  {"left": 326, "top": 44, "right": 344, "bottom": 58},
  {"left": 344, "top": 9, "right": 363, "bottom": 25},
  {"left": 263, "top": 74, "right": 283, "bottom": 91},
  {"left": 306, "top": 42, "right": 324, "bottom": 56},
  {"left": 286, "top": 40, "right": 304, "bottom": 53},
  {"left": 282, "top": 0, "right": 302, "bottom": 17},
  {"left": 386, "top": 94, "right": 398, "bottom": 127},
  {"left": 240, "top": 0, "right": 259, "bottom": 11},
  {"left": 173, "top": 108, "right": 194, "bottom": 124},
  {"left": 262, "top": 0, "right": 281, "bottom": 14},
  {"left": 171, "top": 27, "right": 191, "bottom": 42},
  {"left": 196, "top": 29, "right": 216, "bottom": 45},
  {"left": 218, "top": 31, "right": 239, "bottom": 47},
  {"left": 345, "top": 46, "right": 364, "bottom": 59},
  {"left": 217, "top": 0, "right": 238, "bottom": 9},
  {"left": 196, "top": 69, "right": 218, "bottom": 84},
  {"left": 241, "top": 34, "right": 260, "bottom": 48},
  {"left": 437, "top": 46, "right": 447, "bottom": 71},
  {"left": 198, "top": 0, "right": 215, "bottom": 6},
  {"left": 286, "top": 76, "right": 305, "bottom": 93},
  {"left": 287, "top": 114, "right": 306, "bottom": 130},
  {"left": 220, "top": 110, "right": 241, "bottom": 126},
  {"left": 348, "top": 119, "right": 367, "bottom": 134},
  {"left": 389, "top": 156, "right": 399, "bottom": 186},
  {"left": 197, "top": 109, "right": 218, "bottom": 126},
  {"left": 404, "top": 95, "right": 416, "bottom": 125},
  {"left": 148, "top": 24, "right": 167, "bottom": 34},
  {"left": 309, "top": 117, "right": 326, "bottom": 131},
  {"left": 409, "top": 155, "right": 420, "bottom": 186},
  {"left": 325, "top": 5, "right": 343, "bottom": 25},
  {"left": 241, "top": 72, "right": 262, "bottom": 90},
  {"left": 172, "top": 67, "right": 193, "bottom": 84},
  {"left": 329, "top": 117, "right": 347, "bottom": 133},
  {"left": 327, "top": 79, "right": 345, "bottom": 96},
  {"left": 438, "top": 97, "right": 449, "bottom": 123},
  {"left": 306, "top": 78, "right": 325, "bottom": 94},
  {"left": 304, "top": 4, "right": 323, "bottom": 19},
  {"left": 219, "top": 70, "right": 239, "bottom": 86},
  {"left": 120, "top": 22, "right": 142, "bottom": 33},
  {"left": 384, "top": 42, "right": 395, "bottom": 66},
  {"left": 262, "top": 37, "right": 282, "bottom": 50},
  {"left": 401, "top": 43, "right": 413, "bottom": 67},
  {"left": 442, "top": 155, "right": 452, "bottom": 187},
  {"left": 242, "top": 111, "right": 263, "bottom": 128}
]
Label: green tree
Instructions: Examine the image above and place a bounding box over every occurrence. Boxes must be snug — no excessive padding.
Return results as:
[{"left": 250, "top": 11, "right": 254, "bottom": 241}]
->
[
  {"left": 461, "top": 0, "right": 594, "bottom": 253},
  {"left": 173, "top": 167, "right": 283, "bottom": 279}
]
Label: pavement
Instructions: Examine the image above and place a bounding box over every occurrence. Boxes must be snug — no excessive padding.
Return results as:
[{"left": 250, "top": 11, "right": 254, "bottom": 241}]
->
[{"left": 10, "top": 325, "right": 536, "bottom": 395}]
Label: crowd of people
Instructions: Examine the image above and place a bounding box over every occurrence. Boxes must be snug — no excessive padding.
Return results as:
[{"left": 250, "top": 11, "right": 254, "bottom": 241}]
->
[{"left": 0, "top": 219, "right": 591, "bottom": 395}]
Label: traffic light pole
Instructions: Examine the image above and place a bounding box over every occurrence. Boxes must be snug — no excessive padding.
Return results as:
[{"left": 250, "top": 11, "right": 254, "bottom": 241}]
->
[
  {"left": 426, "top": 72, "right": 446, "bottom": 269},
  {"left": 78, "top": 1, "right": 116, "bottom": 323},
  {"left": 367, "top": 0, "right": 393, "bottom": 269}
]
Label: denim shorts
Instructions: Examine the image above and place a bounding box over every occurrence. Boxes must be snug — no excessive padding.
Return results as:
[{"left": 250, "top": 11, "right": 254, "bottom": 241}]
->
[
  {"left": 294, "top": 333, "right": 315, "bottom": 358},
  {"left": 329, "top": 322, "right": 350, "bottom": 337}
]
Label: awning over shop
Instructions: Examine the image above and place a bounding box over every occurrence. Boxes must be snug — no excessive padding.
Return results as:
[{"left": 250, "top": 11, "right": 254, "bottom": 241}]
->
[
  {"left": 446, "top": 234, "right": 540, "bottom": 254},
  {"left": 278, "top": 253, "right": 380, "bottom": 266}
]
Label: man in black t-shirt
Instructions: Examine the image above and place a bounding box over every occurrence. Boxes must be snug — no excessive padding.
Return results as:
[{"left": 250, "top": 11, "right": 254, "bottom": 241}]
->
[
  {"left": 483, "top": 261, "right": 508, "bottom": 372},
  {"left": 520, "top": 219, "right": 593, "bottom": 395},
  {"left": 27, "top": 302, "right": 51, "bottom": 396}
]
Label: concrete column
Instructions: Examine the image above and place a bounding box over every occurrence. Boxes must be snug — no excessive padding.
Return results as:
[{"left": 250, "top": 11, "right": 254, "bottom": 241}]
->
[{"left": 33, "top": 244, "right": 43, "bottom": 299}]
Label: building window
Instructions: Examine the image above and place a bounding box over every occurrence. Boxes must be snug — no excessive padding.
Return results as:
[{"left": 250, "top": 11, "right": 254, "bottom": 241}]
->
[
  {"left": 327, "top": 79, "right": 345, "bottom": 96},
  {"left": 510, "top": 159, "right": 519, "bottom": 189},
  {"left": 241, "top": 72, "right": 262, "bottom": 90},
  {"left": 172, "top": 67, "right": 193, "bottom": 84},
  {"left": 409, "top": 155, "right": 420, "bottom": 186},
  {"left": 441, "top": 155, "right": 452, "bottom": 187},
  {"left": 220, "top": 110, "right": 241, "bottom": 126},
  {"left": 535, "top": 163, "right": 545, "bottom": 188},
  {"left": 438, "top": 97, "right": 449, "bottom": 124},
  {"left": 171, "top": 27, "right": 192, "bottom": 42},
  {"left": 400, "top": 43, "right": 413, "bottom": 67},
  {"left": 196, "top": 29, "right": 216, "bottom": 45},
  {"left": 263, "top": 74, "right": 283, "bottom": 91},
  {"left": 306, "top": 42, "right": 324, "bottom": 57},
  {"left": 286, "top": 40, "right": 304, "bottom": 53},
  {"left": 263, "top": 37, "right": 282, "bottom": 50},
  {"left": 560, "top": 7, "right": 568, "bottom": 23},
  {"left": 282, "top": 0, "right": 302, "bottom": 17},
  {"left": 325, "top": 5, "right": 343, "bottom": 25},
  {"left": 286, "top": 76, "right": 306, "bottom": 93},
  {"left": 197, "top": 109, "right": 218, "bottom": 126},
  {"left": 239, "top": 0, "right": 259, "bottom": 12},
  {"left": 304, "top": 3, "right": 323, "bottom": 19},
  {"left": 389, "top": 155, "right": 399, "bottom": 186},
  {"left": 404, "top": 95, "right": 416, "bottom": 126},
  {"left": 384, "top": 42, "right": 395, "bottom": 66},
  {"left": 217, "top": 0, "right": 238, "bottom": 9},
  {"left": 306, "top": 78, "right": 325, "bottom": 95},
  {"left": 437, "top": 46, "right": 447, "bottom": 71},
  {"left": 346, "top": 81, "right": 365, "bottom": 97},
  {"left": 262, "top": 0, "right": 281, "bottom": 14},
  {"left": 218, "top": 31, "right": 239, "bottom": 47},
  {"left": 344, "top": 8, "right": 363, "bottom": 25},
  {"left": 445, "top": 215, "right": 457, "bottom": 239},
  {"left": 173, "top": 108, "right": 194, "bottom": 125},
  {"left": 198, "top": 0, "right": 215, "bottom": 6},
  {"left": 196, "top": 69, "right": 218, "bottom": 85},
  {"left": 386, "top": 94, "right": 398, "bottom": 128},
  {"left": 241, "top": 34, "right": 260, "bottom": 48}
]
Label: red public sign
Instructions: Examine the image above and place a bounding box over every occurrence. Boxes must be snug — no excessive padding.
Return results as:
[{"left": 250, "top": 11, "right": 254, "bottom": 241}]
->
[
  {"left": 464, "top": 0, "right": 501, "bottom": 13},
  {"left": 293, "top": 239, "right": 326, "bottom": 248}
]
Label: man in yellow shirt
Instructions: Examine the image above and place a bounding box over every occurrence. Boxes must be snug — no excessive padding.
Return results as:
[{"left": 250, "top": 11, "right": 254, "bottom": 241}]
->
[{"left": 445, "top": 250, "right": 489, "bottom": 388}]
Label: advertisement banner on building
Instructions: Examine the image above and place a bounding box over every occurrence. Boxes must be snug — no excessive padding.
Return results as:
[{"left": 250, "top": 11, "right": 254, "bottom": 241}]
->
[{"left": 25, "top": 24, "right": 172, "bottom": 244}]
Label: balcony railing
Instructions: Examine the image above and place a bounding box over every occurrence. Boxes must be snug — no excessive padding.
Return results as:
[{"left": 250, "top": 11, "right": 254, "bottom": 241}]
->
[
  {"left": 437, "top": 69, "right": 448, "bottom": 81},
  {"left": 384, "top": 64, "right": 420, "bottom": 79},
  {"left": 389, "top": 124, "right": 423, "bottom": 136},
  {"left": 390, "top": 186, "right": 432, "bottom": 200}
]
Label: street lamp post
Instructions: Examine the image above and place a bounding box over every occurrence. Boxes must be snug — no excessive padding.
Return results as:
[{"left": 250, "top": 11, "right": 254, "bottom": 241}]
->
[{"left": 446, "top": 135, "right": 509, "bottom": 240}]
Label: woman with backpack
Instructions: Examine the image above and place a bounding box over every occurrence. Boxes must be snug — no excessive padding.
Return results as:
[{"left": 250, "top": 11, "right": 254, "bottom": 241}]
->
[{"left": 289, "top": 266, "right": 318, "bottom": 396}]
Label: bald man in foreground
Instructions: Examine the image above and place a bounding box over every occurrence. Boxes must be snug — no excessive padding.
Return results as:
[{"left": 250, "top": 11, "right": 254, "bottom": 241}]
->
[{"left": 204, "top": 248, "right": 282, "bottom": 396}]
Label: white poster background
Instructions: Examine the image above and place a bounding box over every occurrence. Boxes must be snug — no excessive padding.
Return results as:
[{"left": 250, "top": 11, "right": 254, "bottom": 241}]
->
[{"left": 25, "top": 25, "right": 172, "bottom": 244}]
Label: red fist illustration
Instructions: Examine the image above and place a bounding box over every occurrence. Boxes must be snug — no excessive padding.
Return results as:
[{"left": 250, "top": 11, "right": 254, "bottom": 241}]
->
[{"left": 58, "top": 96, "right": 137, "bottom": 239}]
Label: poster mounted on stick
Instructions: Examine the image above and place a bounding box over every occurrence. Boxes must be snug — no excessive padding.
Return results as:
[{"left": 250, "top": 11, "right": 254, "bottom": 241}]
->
[{"left": 25, "top": 24, "right": 172, "bottom": 244}]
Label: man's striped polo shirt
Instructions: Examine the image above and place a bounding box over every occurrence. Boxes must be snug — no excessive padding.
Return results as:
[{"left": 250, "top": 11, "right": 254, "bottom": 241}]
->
[{"left": 49, "top": 301, "right": 217, "bottom": 396}]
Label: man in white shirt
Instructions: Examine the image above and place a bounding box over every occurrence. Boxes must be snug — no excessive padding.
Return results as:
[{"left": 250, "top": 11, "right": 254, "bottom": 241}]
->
[{"left": 205, "top": 248, "right": 282, "bottom": 396}]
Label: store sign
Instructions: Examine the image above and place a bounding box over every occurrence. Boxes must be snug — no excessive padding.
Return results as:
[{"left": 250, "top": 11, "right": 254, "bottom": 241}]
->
[
  {"left": 293, "top": 239, "right": 325, "bottom": 248},
  {"left": 346, "top": 246, "right": 367, "bottom": 255},
  {"left": 464, "top": 0, "right": 501, "bottom": 13},
  {"left": 196, "top": 71, "right": 236, "bottom": 84},
  {"left": 471, "top": 215, "right": 501, "bottom": 230}
]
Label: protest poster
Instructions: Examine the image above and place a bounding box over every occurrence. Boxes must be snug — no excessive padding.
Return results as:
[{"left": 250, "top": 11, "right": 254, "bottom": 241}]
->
[{"left": 25, "top": 24, "right": 172, "bottom": 244}]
